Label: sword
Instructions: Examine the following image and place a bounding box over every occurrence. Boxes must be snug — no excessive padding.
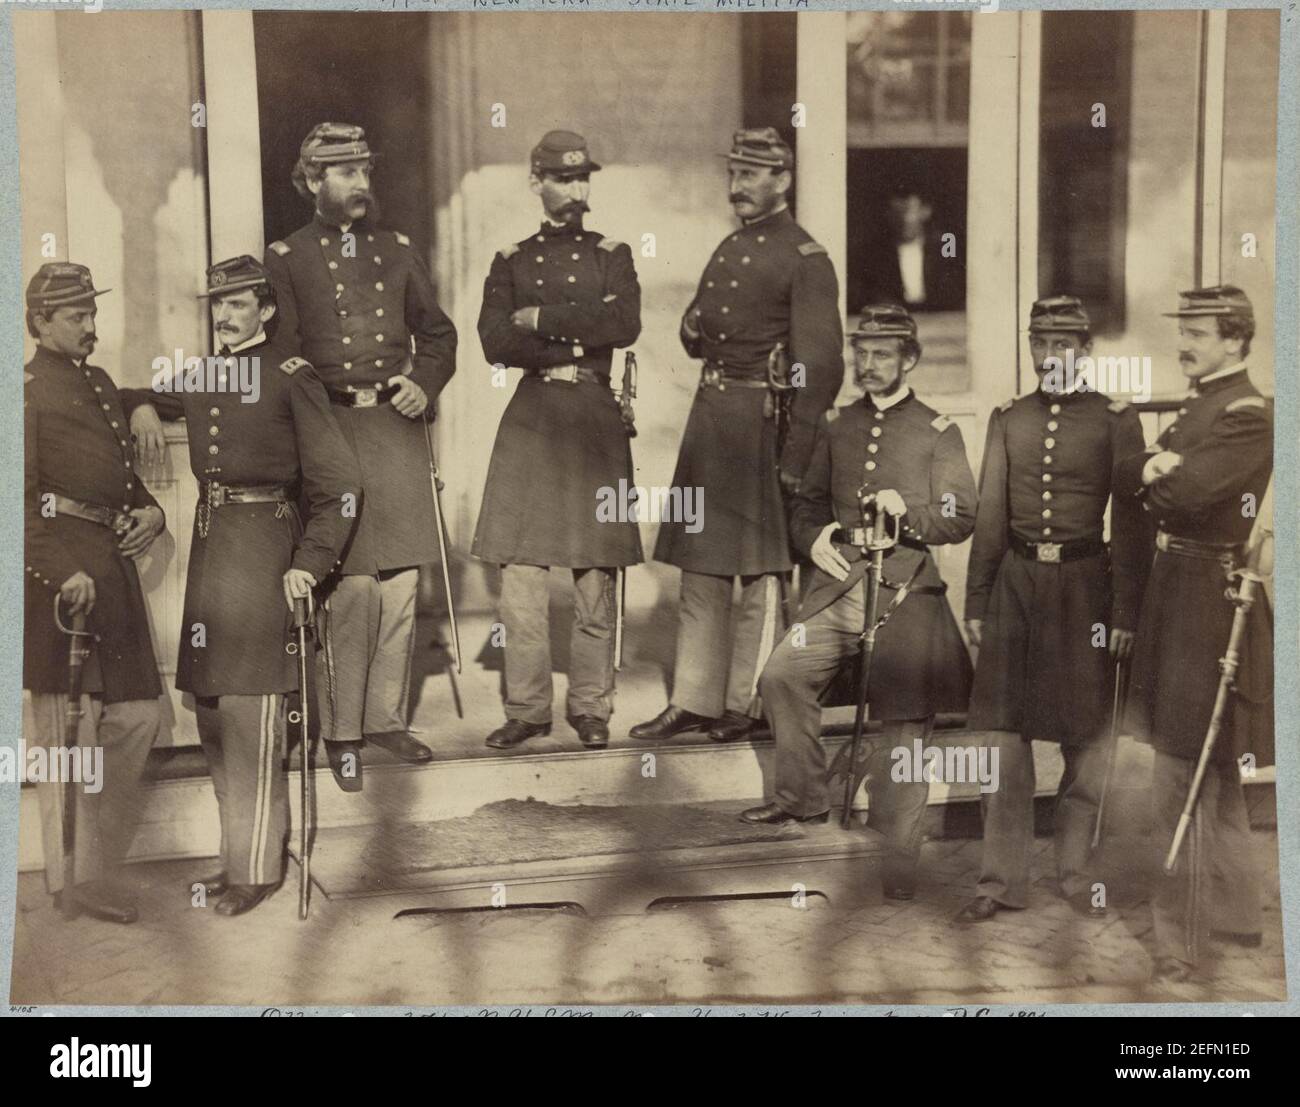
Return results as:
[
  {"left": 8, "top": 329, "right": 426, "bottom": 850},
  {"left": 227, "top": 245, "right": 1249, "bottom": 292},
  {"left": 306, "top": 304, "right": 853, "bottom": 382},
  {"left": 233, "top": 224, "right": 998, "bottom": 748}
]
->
[
  {"left": 1164, "top": 564, "right": 1264, "bottom": 873},
  {"left": 54, "top": 594, "right": 95, "bottom": 919},
  {"left": 614, "top": 567, "right": 626, "bottom": 671},
  {"left": 613, "top": 351, "right": 638, "bottom": 670},
  {"left": 422, "top": 416, "right": 462, "bottom": 675},
  {"left": 1091, "top": 657, "right": 1129, "bottom": 852},
  {"left": 287, "top": 594, "right": 313, "bottom": 920}
]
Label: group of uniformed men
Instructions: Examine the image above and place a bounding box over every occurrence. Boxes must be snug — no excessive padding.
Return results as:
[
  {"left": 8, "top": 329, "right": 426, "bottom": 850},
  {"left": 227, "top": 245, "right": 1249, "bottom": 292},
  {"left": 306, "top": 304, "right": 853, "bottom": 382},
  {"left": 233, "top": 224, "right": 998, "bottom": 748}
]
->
[{"left": 23, "top": 122, "right": 1272, "bottom": 983}]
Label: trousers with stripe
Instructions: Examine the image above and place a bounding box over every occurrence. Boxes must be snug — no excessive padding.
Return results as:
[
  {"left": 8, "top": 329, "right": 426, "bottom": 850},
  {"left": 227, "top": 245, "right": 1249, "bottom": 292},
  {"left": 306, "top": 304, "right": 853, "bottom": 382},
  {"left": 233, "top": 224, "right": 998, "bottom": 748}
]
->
[
  {"left": 1151, "top": 750, "right": 1262, "bottom": 966},
  {"left": 197, "top": 694, "right": 288, "bottom": 886},
  {"left": 500, "top": 564, "right": 616, "bottom": 724},
  {"left": 26, "top": 693, "right": 159, "bottom": 895},
  {"left": 671, "top": 571, "right": 785, "bottom": 718},
  {"left": 318, "top": 568, "right": 419, "bottom": 741}
]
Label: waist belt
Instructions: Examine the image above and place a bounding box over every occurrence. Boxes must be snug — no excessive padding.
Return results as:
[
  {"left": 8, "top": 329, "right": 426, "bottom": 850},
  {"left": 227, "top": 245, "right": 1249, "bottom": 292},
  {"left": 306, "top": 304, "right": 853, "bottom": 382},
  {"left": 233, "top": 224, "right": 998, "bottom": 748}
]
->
[
  {"left": 700, "top": 363, "right": 768, "bottom": 391},
  {"left": 534, "top": 365, "right": 608, "bottom": 386},
  {"left": 327, "top": 382, "right": 400, "bottom": 408},
  {"left": 52, "top": 495, "right": 133, "bottom": 537},
  {"left": 1009, "top": 535, "right": 1106, "bottom": 564},
  {"left": 197, "top": 481, "right": 291, "bottom": 539},
  {"left": 1156, "top": 530, "right": 1243, "bottom": 562}
]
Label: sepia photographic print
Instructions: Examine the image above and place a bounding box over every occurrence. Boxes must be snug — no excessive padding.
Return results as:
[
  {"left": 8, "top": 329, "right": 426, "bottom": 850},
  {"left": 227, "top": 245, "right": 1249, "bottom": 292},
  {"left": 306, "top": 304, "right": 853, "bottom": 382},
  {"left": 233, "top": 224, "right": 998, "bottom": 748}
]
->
[{"left": 1, "top": 0, "right": 1296, "bottom": 1021}]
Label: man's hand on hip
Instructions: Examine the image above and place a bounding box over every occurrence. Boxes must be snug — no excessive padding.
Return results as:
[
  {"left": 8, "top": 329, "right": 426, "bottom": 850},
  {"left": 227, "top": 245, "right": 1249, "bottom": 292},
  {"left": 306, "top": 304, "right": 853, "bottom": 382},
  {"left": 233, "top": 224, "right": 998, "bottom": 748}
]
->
[{"left": 811, "top": 522, "right": 851, "bottom": 582}]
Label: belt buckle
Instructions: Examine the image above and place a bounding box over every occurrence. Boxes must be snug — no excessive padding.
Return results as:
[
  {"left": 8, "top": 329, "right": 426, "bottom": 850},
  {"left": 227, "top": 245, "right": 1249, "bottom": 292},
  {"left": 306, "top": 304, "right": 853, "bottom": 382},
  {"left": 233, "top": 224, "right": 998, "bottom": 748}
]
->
[
  {"left": 352, "top": 387, "right": 379, "bottom": 408},
  {"left": 1156, "top": 531, "right": 1170, "bottom": 553},
  {"left": 206, "top": 482, "right": 227, "bottom": 509},
  {"left": 545, "top": 365, "right": 578, "bottom": 384},
  {"left": 701, "top": 365, "right": 724, "bottom": 390},
  {"left": 1036, "top": 542, "right": 1062, "bottom": 563},
  {"left": 111, "top": 511, "right": 133, "bottom": 538}
]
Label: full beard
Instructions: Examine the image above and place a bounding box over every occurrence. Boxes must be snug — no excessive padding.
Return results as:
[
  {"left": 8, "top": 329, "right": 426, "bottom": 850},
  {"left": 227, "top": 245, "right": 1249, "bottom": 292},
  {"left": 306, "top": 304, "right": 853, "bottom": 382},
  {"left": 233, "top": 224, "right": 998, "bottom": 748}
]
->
[{"left": 318, "top": 190, "right": 380, "bottom": 228}]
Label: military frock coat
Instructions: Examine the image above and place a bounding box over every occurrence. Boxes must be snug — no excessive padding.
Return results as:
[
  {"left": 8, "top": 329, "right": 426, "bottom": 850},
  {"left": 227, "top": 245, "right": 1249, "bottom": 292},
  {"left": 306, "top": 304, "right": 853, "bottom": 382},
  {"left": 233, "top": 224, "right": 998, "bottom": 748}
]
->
[
  {"left": 24, "top": 345, "right": 164, "bottom": 703},
  {"left": 265, "top": 216, "right": 457, "bottom": 575}
]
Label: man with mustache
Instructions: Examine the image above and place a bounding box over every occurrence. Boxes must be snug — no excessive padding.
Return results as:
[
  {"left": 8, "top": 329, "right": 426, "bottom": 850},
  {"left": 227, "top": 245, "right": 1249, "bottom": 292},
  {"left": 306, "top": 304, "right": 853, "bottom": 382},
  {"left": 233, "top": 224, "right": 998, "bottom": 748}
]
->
[
  {"left": 264, "top": 123, "right": 458, "bottom": 789},
  {"left": 634, "top": 128, "right": 843, "bottom": 746},
  {"left": 23, "top": 263, "right": 166, "bottom": 924},
  {"left": 956, "top": 295, "right": 1148, "bottom": 925},
  {"left": 473, "top": 130, "right": 642, "bottom": 751},
  {"left": 1114, "top": 286, "right": 1273, "bottom": 983},
  {"left": 741, "top": 305, "right": 975, "bottom": 900},
  {"left": 124, "top": 256, "right": 358, "bottom": 915}
]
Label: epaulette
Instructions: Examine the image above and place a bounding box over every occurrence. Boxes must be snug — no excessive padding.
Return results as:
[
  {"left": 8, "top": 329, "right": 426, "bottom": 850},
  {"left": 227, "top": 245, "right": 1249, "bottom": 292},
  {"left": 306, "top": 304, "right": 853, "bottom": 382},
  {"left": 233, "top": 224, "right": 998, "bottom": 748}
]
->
[
  {"left": 394, "top": 231, "right": 411, "bottom": 248},
  {"left": 825, "top": 407, "right": 840, "bottom": 424},
  {"left": 268, "top": 241, "right": 290, "bottom": 256},
  {"left": 997, "top": 397, "right": 1015, "bottom": 414},
  {"left": 1107, "top": 399, "right": 1130, "bottom": 414},
  {"left": 280, "top": 357, "right": 310, "bottom": 376},
  {"left": 931, "top": 413, "right": 953, "bottom": 431},
  {"left": 598, "top": 237, "right": 622, "bottom": 252},
  {"left": 500, "top": 244, "right": 520, "bottom": 260},
  {"left": 1226, "top": 395, "right": 1267, "bottom": 413},
  {"left": 798, "top": 241, "right": 827, "bottom": 257},
  {"left": 24, "top": 371, "right": 34, "bottom": 384}
]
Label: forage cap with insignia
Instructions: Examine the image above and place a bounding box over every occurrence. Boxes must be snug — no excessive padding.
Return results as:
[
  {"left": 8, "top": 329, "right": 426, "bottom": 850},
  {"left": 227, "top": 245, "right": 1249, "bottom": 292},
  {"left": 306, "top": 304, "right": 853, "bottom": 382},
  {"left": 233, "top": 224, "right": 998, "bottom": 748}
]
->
[
  {"left": 299, "top": 122, "right": 376, "bottom": 167},
  {"left": 1163, "top": 284, "right": 1254, "bottom": 322},
  {"left": 851, "top": 302, "right": 918, "bottom": 342},
  {"left": 25, "top": 262, "right": 110, "bottom": 312},
  {"left": 531, "top": 130, "right": 602, "bottom": 178},
  {"left": 1028, "top": 294, "right": 1091, "bottom": 335},
  {"left": 722, "top": 127, "right": 794, "bottom": 171},
  {"left": 199, "top": 255, "right": 272, "bottom": 299}
]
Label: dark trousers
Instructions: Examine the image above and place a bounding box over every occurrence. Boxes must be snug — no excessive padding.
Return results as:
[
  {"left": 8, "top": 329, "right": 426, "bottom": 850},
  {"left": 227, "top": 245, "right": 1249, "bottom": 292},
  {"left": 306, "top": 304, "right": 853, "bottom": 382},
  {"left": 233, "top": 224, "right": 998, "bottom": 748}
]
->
[
  {"left": 500, "top": 564, "right": 616, "bottom": 725},
  {"left": 1152, "top": 750, "right": 1262, "bottom": 966},
  {"left": 976, "top": 732, "right": 1106, "bottom": 907},
  {"left": 671, "top": 570, "right": 785, "bottom": 718},
  {"left": 758, "top": 596, "right": 932, "bottom": 889},
  {"left": 197, "top": 693, "right": 288, "bottom": 886}
]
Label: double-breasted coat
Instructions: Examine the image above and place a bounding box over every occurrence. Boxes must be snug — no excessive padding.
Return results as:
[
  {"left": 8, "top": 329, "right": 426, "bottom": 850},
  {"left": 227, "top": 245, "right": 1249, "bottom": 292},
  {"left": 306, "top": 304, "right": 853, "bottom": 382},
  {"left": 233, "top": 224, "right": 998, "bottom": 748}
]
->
[
  {"left": 1113, "top": 367, "right": 1273, "bottom": 765},
  {"left": 654, "top": 208, "right": 844, "bottom": 577},
  {"left": 471, "top": 220, "right": 643, "bottom": 569},
  {"left": 264, "top": 216, "right": 457, "bottom": 575}
]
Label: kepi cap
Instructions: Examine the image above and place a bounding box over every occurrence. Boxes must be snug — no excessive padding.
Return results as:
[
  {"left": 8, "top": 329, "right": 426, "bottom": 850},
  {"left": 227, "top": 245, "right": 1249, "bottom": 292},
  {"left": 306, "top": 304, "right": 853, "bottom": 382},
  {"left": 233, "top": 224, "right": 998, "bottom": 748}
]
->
[
  {"left": 850, "top": 302, "right": 918, "bottom": 342},
  {"left": 531, "top": 130, "right": 601, "bottom": 178},
  {"left": 198, "top": 255, "right": 272, "bottom": 299},
  {"left": 722, "top": 127, "right": 794, "bottom": 171},
  {"left": 1028, "top": 294, "right": 1091, "bottom": 334},
  {"left": 299, "top": 122, "right": 376, "bottom": 167},
  {"left": 1162, "top": 284, "right": 1254, "bottom": 321},
  {"left": 25, "top": 262, "right": 110, "bottom": 313}
]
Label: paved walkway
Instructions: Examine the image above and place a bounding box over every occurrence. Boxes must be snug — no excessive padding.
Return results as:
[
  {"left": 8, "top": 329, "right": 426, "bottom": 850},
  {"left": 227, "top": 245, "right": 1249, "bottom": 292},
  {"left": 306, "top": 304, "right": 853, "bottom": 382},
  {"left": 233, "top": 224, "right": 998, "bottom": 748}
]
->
[{"left": 10, "top": 830, "right": 1285, "bottom": 1009}]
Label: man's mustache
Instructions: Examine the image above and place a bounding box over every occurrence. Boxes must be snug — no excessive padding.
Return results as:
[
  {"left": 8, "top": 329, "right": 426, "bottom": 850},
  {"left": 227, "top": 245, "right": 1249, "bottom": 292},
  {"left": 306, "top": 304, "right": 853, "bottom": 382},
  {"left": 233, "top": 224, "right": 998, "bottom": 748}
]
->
[
  {"left": 561, "top": 200, "right": 590, "bottom": 215},
  {"left": 730, "top": 194, "right": 754, "bottom": 205}
]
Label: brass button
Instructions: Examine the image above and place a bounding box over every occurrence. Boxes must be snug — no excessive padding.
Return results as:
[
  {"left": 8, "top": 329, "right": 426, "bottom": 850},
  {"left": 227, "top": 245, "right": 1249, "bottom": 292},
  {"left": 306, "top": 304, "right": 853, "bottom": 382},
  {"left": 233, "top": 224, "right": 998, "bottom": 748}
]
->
[
  {"left": 1042, "top": 473, "right": 1052, "bottom": 483},
  {"left": 719, "top": 333, "right": 727, "bottom": 341},
  {"left": 871, "top": 427, "right": 882, "bottom": 438},
  {"left": 342, "top": 336, "right": 351, "bottom": 345},
  {"left": 376, "top": 334, "right": 384, "bottom": 342},
  {"left": 1043, "top": 455, "right": 1052, "bottom": 465},
  {"left": 865, "top": 461, "right": 877, "bottom": 471},
  {"left": 209, "top": 426, "right": 219, "bottom": 437},
  {"left": 210, "top": 407, "right": 220, "bottom": 417},
  {"left": 208, "top": 445, "right": 218, "bottom": 456},
  {"left": 1049, "top": 404, "right": 1061, "bottom": 415},
  {"left": 319, "top": 237, "right": 329, "bottom": 246},
  {"left": 536, "top": 256, "right": 545, "bottom": 263},
  {"left": 742, "top": 256, "right": 751, "bottom": 265},
  {"left": 1043, "top": 527, "right": 1053, "bottom": 537},
  {"left": 571, "top": 253, "right": 580, "bottom": 261},
  {"left": 1042, "top": 490, "right": 1052, "bottom": 501},
  {"left": 1047, "top": 420, "right": 1058, "bottom": 432},
  {"left": 1042, "top": 508, "right": 1052, "bottom": 519},
  {"left": 376, "top": 308, "right": 384, "bottom": 317},
  {"left": 867, "top": 443, "right": 879, "bottom": 454},
  {"left": 1044, "top": 437, "right": 1056, "bottom": 449},
  {"left": 375, "top": 282, "right": 384, "bottom": 291}
]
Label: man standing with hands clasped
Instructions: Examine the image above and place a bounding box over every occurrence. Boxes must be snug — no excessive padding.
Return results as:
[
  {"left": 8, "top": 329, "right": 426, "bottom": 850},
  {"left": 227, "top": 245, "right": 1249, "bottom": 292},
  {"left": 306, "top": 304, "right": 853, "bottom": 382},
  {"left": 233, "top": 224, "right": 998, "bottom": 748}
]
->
[{"left": 265, "top": 123, "right": 458, "bottom": 789}]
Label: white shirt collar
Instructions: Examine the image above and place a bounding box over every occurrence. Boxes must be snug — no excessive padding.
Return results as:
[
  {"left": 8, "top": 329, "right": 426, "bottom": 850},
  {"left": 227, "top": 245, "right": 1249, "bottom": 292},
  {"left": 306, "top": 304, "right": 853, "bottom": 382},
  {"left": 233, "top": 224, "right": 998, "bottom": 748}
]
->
[
  {"left": 1194, "top": 359, "right": 1248, "bottom": 389},
  {"left": 220, "top": 330, "right": 266, "bottom": 356},
  {"left": 871, "top": 384, "right": 912, "bottom": 412}
]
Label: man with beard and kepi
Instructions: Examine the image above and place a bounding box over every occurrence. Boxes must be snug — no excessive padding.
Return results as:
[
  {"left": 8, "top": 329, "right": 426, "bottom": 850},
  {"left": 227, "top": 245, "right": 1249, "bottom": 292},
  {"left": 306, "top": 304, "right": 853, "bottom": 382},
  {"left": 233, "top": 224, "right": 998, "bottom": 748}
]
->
[
  {"left": 956, "top": 295, "right": 1148, "bottom": 925},
  {"left": 472, "top": 130, "right": 642, "bottom": 751},
  {"left": 633, "top": 127, "right": 842, "bottom": 746},
  {"left": 23, "top": 263, "right": 166, "bottom": 924},
  {"left": 124, "top": 256, "right": 359, "bottom": 915},
  {"left": 264, "top": 123, "right": 458, "bottom": 789},
  {"left": 741, "top": 305, "right": 975, "bottom": 901},
  {"left": 1113, "top": 285, "right": 1273, "bottom": 983}
]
